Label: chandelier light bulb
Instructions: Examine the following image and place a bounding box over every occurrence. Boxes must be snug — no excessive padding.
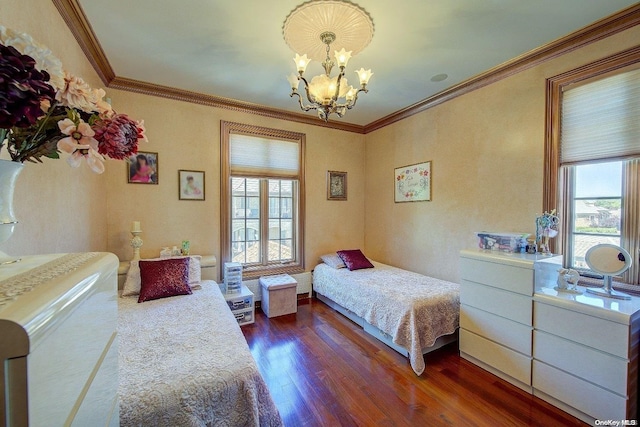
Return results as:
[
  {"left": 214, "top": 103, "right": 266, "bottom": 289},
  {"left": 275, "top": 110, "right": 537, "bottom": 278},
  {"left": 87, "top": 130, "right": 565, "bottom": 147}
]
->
[
  {"left": 287, "top": 73, "right": 300, "bottom": 90},
  {"left": 334, "top": 48, "right": 352, "bottom": 68},
  {"left": 293, "top": 54, "right": 311, "bottom": 73},
  {"left": 345, "top": 87, "right": 356, "bottom": 102},
  {"left": 356, "top": 68, "right": 373, "bottom": 86}
]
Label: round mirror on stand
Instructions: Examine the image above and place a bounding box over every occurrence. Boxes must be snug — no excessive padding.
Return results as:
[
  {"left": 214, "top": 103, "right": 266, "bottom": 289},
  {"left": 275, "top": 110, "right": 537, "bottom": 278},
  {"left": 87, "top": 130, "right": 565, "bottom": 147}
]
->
[{"left": 585, "top": 244, "right": 632, "bottom": 300}]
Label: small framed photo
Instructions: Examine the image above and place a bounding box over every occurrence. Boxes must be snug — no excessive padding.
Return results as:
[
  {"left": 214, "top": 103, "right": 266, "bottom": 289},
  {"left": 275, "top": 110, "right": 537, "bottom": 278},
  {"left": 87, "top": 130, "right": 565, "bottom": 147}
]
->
[
  {"left": 179, "top": 170, "right": 205, "bottom": 200},
  {"left": 127, "top": 152, "right": 158, "bottom": 184},
  {"left": 327, "top": 170, "right": 347, "bottom": 201},
  {"left": 395, "top": 161, "right": 431, "bottom": 203}
]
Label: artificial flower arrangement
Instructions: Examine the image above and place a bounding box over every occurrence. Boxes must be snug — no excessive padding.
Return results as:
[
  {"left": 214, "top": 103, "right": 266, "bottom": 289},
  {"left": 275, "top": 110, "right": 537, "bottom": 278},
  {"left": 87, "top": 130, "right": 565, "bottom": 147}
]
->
[{"left": 0, "top": 26, "right": 146, "bottom": 173}]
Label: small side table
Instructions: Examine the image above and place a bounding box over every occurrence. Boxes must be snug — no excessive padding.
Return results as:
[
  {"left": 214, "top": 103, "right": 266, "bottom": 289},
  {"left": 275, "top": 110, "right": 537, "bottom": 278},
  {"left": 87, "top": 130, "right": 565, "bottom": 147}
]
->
[{"left": 223, "top": 284, "right": 255, "bottom": 326}]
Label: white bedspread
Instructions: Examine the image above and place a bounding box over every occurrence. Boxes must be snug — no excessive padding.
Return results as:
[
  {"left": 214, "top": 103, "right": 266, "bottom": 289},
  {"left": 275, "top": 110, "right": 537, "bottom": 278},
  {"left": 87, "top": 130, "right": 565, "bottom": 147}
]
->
[
  {"left": 313, "top": 262, "right": 460, "bottom": 375},
  {"left": 118, "top": 281, "right": 282, "bottom": 427}
]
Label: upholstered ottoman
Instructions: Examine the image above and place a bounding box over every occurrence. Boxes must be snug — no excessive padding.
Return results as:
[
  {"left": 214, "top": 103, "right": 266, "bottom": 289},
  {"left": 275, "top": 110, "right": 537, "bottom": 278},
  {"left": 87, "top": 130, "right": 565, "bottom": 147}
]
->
[{"left": 259, "top": 274, "right": 297, "bottom": 318}]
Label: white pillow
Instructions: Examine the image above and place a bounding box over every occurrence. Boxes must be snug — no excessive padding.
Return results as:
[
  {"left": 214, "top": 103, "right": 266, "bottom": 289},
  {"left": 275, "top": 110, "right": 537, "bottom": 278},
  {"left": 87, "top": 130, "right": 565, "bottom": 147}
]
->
[
  {"left": 121, "top": 255, "right": 202, "bottom": 297},
  {"left": 320, "top": 253, "right": 346, "bottom": 269}
]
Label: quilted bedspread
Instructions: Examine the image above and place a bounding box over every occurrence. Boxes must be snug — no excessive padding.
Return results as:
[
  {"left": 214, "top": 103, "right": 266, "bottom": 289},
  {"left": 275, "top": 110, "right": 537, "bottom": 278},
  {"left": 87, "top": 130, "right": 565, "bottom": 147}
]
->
[
  {"left": 118, "top": 281, "right": 282, "bottom": 427},
  {"left": 313, "top": 261, "right": 460, "bottom": 375}
]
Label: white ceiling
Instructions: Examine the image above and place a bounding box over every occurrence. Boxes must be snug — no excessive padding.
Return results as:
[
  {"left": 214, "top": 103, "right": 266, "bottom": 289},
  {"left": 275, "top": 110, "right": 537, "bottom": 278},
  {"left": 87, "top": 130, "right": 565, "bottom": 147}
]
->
[{"left": 79, "top": 0, "right": 638, "bottom": 126}]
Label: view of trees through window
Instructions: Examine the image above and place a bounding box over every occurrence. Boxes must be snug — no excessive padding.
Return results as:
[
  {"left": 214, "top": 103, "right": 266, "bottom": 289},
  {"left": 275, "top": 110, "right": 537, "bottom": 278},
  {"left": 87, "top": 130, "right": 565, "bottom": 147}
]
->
[{"left": 570, "top": 161, "right": 622, "bottom": 269}]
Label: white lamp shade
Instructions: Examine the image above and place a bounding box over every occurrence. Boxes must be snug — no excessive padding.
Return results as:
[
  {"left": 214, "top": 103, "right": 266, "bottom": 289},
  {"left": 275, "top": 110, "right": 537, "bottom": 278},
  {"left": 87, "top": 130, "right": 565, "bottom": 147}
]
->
[
  {"left": 293, "top": 54, "right": 311, "bottom": 73},
  {"left": 345, "top": 86, "right": 356, "bottom": 102},
  {"left": 308, "top": 74, "right": 350, "bottom": 104},
  {"left": 334, "top": 48, "right": 352, "bottom": 68},
  {"left": 356, "top": 68, "right": 373, "bottom": 85},
  {"left": 287, "top": 73, "right": 300, "bottom": 90}
]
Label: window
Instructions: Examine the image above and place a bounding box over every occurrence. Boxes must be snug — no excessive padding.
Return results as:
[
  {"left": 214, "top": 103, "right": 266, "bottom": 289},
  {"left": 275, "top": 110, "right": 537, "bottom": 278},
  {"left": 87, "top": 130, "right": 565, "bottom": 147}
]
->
[
  {"left": 221, "top": 121, "right": 305, "bottom": 278},
  {"left": 545, "top": 49, "right": 640, "bottom": 285},
  {"left": 567, "top": 161, "right": 622, "bottom": 269}
]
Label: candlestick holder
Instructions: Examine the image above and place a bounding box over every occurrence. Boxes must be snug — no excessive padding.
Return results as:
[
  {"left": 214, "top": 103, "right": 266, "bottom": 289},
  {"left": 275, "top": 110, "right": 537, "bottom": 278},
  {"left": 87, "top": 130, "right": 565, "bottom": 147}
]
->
[{"left": 130, "top": 230, "right": 143, "bottom": 260}]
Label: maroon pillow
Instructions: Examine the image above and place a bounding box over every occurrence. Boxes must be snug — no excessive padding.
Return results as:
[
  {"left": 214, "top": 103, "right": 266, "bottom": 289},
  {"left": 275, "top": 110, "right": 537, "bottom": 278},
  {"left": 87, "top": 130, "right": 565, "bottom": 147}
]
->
[
  {"left": 138, "top": 258, "right": 192, "bottom": 303},
  {"left": 336, "top": 249, "right": 374, "bottom": 271}
]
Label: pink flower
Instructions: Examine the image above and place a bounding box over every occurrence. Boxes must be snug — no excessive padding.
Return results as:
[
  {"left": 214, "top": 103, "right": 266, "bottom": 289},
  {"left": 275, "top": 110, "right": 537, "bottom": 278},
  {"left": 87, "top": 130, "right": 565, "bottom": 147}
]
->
[
  {"left": 93, "top": 114, "right": 146, "bottom": 160},
  {"left": 57, "top": 118, "right": 104, "bottom": 173}
]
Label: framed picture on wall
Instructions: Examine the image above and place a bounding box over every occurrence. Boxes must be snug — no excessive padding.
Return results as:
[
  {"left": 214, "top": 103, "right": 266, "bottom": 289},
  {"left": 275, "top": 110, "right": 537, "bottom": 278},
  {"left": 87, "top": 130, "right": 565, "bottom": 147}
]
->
[
  {"left": 327, "top": 171, "right": 347, "bottom": 201},
  {"left": 179, "top": 170, "right": 205, "bottom": 200},
  {"left": 394, "top": 161, "right": 431, "bottom": 202},
  {"left": 127, "top": 151, "right": 158, "bottom": 184}
]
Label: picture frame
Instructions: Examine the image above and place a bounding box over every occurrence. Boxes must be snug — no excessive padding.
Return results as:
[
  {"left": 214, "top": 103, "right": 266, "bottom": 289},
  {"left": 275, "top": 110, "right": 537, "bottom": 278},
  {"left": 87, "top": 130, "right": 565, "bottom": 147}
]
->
[
  {"left": 127, "top": 151, "right": 158, "bottom": 184},
  {"left": 394, "top": 161, "right": 431, "bottom": 203},
  {"left": 179, "top": 170, "right": 205, "bottom": 200},
  {"left": 327, "top": 171, "right": 347, "bottom": 201}
]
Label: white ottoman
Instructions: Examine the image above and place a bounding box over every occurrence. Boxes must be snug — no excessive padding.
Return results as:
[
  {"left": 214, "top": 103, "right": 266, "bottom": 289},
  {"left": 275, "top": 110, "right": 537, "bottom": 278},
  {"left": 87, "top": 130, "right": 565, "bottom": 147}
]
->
[{"left": 259, "top": 274, "right": 297, "bottom": 318}]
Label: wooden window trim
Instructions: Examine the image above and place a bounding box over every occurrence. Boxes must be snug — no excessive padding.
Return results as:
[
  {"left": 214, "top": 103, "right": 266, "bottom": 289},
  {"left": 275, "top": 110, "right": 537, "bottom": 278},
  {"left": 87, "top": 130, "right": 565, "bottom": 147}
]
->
[
  {"left": 220, "top": 121, "right": 306, "bottom": 279},
  {"left": 543, "top": 45, "right": 640, "bottom": 254}
]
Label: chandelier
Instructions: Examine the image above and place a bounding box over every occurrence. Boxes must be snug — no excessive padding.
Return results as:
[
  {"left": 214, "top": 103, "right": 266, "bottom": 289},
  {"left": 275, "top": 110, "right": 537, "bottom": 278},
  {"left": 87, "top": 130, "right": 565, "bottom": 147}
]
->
[{"left": 282, "top": 0, "right": 374, "bottom": 122}]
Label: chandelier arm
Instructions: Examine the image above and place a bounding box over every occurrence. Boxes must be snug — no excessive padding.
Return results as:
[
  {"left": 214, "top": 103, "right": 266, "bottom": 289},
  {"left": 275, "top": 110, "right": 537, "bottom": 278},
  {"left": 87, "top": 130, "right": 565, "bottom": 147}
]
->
[
  {"left": 298, "top": 76, "right": 320, "bottom": 106},
  {"left": 346, "top": 86, "right": 368, "bottom": 110},
  {"left": 333, "top": 67, "right": 345, "bottom": 102},
  {"left": 290, "top": 91, "right": 316, "bottom": 112}
]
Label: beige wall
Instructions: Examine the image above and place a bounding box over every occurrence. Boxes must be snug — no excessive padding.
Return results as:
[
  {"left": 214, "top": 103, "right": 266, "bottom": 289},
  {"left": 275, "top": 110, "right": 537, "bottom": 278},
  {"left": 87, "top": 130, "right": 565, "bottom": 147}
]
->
[
  {"left": 364, "top": 25, "right": 640, "bottom": 283},
  {"left": 106, "top": 91, "right": 366, "bottom": 275},
  {"left": 0, "top": 0, "right": 108, "bottom": 255},
  {"left": 1, "top": 2, "right": 366, "bottom": 269}
]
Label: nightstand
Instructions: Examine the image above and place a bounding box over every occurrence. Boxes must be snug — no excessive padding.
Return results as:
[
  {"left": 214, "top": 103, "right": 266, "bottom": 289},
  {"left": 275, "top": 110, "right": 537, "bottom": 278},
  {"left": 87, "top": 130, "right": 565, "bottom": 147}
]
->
[{"left": 223, "top": 284, "right": 255, "bottom": 326}]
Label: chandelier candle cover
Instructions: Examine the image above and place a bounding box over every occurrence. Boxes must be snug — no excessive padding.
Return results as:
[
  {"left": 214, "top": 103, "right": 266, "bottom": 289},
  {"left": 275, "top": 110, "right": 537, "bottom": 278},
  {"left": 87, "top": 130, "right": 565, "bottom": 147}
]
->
[{"left": 283, "top": 1, "right": 374, "bottom": 122}]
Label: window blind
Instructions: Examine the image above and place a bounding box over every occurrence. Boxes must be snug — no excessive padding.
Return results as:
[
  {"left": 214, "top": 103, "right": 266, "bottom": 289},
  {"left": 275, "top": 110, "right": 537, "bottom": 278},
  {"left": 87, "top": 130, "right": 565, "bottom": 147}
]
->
[
  {"left": 560, "top": 67, "right": 640, "bottom": 164},
  {"left": 229, "top": 133, "right": 300, "bottom": 178}
]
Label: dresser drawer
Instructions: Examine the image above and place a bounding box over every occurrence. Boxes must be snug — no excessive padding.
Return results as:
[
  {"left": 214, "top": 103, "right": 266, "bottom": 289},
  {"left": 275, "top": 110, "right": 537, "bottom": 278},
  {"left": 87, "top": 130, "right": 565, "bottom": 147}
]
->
[
  {"left": 461, "top": 304, "right": 532, "bottom": 355},
  {"left": 534, "top": 302, "right": 629, "bottom": 359},
  {"left": 460, "top": 329, "right": 531, "bottom": 386},
  {"left": 460, "top": 257, "right": 533, "bottom": 295},
  {"left": 533, "top": 360, "right": 627, "bottom": 420},
  {"left": 533, "top": 330, "right": 628, "bottom": 395},
  {"left": 461, "top": 281, "right": 531, "bottom": 325}
]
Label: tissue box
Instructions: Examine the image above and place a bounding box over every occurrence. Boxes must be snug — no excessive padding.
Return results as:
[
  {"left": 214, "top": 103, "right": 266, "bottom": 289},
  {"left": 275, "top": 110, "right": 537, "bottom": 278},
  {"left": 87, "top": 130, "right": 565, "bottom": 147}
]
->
[{"left": 476, "top": 232, "right": 530, "bottom": 253}]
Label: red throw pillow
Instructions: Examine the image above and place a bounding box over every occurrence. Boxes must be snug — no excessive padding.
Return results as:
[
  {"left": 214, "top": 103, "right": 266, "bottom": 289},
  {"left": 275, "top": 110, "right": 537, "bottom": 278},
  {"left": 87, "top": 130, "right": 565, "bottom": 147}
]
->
[
  {"left": 336, "top": 249, "right": 374, "bottom": 271},
  {"left": 138, "top": 258, "right": 192, "bottom": 303}
]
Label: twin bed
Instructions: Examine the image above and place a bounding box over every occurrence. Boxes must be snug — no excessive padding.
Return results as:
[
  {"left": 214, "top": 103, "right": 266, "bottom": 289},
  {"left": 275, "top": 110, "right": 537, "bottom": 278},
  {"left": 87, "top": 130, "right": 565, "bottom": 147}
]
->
[
  {"left": 118, "top": 280, "right": 282, "bottom": 426},
  {"left": 313, "top": 260, "right": 460, "bottom": 375},
  {"left": 116, "top": 254, "right": 459, "bottom": 425}
]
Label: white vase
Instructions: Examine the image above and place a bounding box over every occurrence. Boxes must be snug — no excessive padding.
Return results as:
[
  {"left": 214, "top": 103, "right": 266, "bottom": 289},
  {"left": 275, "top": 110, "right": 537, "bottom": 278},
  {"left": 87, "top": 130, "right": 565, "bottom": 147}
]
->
[{"left": 0, "top": 159, "right": 24, "bottom": 245}]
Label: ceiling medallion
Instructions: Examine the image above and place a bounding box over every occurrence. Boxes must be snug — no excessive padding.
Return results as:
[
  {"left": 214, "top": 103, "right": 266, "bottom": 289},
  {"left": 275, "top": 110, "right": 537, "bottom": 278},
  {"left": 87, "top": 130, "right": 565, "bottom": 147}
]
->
[{"left": 283, "top": 0, "right": 374, "bottom": 122}]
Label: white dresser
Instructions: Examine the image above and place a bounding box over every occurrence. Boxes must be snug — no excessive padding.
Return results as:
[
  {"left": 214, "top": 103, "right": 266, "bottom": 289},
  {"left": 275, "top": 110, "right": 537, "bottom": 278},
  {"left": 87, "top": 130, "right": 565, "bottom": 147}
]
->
[
  {"left": 459, "top": 249, "right": 541, "bottom": 392},
  {"left": 0, "top": 252, "right": 119, "bottom": 427},
  {"left": 533, "top": 256, "right": 640, "bottom": 423}
]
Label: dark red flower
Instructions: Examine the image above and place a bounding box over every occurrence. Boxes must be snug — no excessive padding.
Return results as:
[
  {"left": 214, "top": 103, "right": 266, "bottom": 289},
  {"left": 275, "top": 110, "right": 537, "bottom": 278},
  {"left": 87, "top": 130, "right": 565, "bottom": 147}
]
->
[
  {"left": 0, "top": 43, "right": 55, "bottom": 129},
  {"left": 93, "top": 114, "right": 145, "bottom": 160}
]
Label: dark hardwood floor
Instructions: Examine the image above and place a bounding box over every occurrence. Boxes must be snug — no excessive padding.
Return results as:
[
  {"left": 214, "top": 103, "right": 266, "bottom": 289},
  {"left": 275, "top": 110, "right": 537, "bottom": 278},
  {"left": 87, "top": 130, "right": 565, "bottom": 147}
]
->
[{"left": 242, "top": 298, "right": 587, "bottom": 427}]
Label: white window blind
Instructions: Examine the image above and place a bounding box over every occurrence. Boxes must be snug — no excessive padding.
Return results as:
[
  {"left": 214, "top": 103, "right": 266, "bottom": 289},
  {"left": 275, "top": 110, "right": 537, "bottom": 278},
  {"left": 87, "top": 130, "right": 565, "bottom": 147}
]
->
[
  {"left": 560, "top": 68, "right": 640, "bottom": 164},
  {"left": 230, "top": 133, "right": 300, "bottom": 178}
]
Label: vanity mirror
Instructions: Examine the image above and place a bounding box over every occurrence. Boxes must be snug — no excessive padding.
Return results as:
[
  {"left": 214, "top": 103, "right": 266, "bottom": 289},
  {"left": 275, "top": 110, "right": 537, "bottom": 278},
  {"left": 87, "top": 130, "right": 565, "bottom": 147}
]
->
[{"left": 585, "top": 244, "right": 632, "bottom": 300}]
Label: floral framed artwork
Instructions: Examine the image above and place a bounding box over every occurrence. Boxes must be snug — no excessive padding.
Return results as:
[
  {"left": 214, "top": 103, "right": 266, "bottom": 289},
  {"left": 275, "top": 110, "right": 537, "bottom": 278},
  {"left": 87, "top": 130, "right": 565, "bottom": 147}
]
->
[
  {"left": 127, "top": 151, "right": 158, "bottom": 184},
  {"left": 327, "top": 171, "right": 347, "bottom": 201},
  {"left": 179, "top": 170, "right": 205, "bottom": 200},
  {"left": 395, "top": 161, "right": 431, "bottom": 202}
]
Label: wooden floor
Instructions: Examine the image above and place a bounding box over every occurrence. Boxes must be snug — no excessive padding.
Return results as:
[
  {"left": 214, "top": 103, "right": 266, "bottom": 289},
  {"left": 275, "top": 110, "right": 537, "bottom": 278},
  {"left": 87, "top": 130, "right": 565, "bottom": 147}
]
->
[{"left": 242, "top": 298, "right": 587, "bottom": 427}]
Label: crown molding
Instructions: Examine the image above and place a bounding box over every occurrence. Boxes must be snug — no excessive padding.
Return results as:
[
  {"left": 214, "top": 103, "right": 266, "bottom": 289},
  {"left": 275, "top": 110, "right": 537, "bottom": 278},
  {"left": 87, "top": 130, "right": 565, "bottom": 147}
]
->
[
  {"left": 363, "top": 3, "right": 640, "bottom": 133},
  {"left": 51, "top": 0, "right": 115, "bottom": 84},
  {"left": 53, "top": 0, "right": 639, "bottom": 134},
  {"left": 109, "top": 77, "right": 366, "bottom": 134}
]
